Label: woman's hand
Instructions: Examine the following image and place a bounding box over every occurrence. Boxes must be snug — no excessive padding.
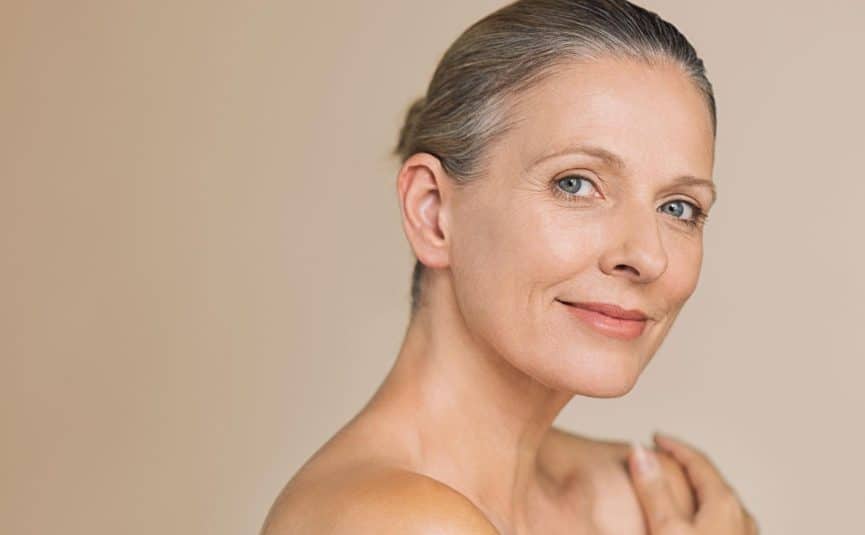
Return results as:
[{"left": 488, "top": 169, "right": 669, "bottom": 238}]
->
[{"left": 628, "top": 433, "right": 759, "bottom": 534}]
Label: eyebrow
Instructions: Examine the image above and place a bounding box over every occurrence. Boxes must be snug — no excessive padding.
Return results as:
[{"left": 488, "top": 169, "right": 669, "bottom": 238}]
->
[{"left": 526, "top": 143, "right": 717, "bottom": 205}]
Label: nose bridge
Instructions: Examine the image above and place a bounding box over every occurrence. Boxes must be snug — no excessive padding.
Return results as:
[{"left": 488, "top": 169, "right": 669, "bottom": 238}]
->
[{"left": 601, "top": 200, "right": 668, "bottom": 282}]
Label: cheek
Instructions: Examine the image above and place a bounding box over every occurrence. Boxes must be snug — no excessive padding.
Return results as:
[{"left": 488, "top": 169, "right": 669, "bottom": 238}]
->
[
  {"left": 530, "top": 207, "right": 602, "bottom": 267},
  {"left": 447, "top": 198, "right": 514, "bottom": 332},
  {"left": 503, "top": 198, "right": 607, "bottom": 288},
  {"left": 451, "top": 196, "right": 603, "bottom": 313},
  {"left": 449, "top": 199, "right": 533, "bottom": 325},
  {"left": 448, "top": 193, "right": 705, "bottom": 395},
  {"left": 449, "top": 196, "right": 616, "bottom": 383},
  {"left": 663, "top": 234, "right": 704, "bottom": 302}
]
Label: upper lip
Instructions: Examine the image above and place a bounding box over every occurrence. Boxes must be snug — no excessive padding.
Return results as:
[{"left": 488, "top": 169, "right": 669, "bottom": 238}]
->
[{"left": 557, "top": 299, "right": 650, "bottom": 321}]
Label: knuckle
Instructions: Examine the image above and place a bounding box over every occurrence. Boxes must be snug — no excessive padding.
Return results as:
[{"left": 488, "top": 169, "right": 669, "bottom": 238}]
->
[
  {"left": 643, "top": 476, "right": 671, "bottom": 498},
  {"left": 665, "top": 523, "right": 692, "bottom": 535},
  {"left": 652, "top": 513, "right": 685, "bottom": 533},
  {"left": 721, "top": 481, "right": 738, "bottom": 498},
  {"left": 716, "top": 490, "right": 742, "bottom": 515}
]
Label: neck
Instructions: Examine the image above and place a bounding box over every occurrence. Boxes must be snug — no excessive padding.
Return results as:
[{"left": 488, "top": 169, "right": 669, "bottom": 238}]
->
[{"left": 365, "top": 273, "right": 575, "bottom": 530}]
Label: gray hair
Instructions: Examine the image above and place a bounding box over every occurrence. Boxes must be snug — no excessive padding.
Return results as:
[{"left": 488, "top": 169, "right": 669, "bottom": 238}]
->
[{"left": 393, "top": 0, "right": 717, "bottom": 316}]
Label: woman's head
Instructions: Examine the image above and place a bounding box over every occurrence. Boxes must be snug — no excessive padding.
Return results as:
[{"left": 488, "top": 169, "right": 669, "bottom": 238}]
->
[{"left": 394, "top": 0, "right": 716, "bottom": 396}]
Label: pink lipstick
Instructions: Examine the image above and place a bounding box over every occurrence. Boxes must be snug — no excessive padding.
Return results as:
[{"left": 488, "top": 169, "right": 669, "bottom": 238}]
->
[{"left": 557, "top": 300, "right": 649, "bottom": 341}]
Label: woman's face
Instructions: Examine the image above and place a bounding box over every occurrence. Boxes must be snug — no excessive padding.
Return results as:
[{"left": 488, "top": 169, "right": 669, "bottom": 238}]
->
[{"left": 446, "top": 57, "right": 716, "bottom": 397}]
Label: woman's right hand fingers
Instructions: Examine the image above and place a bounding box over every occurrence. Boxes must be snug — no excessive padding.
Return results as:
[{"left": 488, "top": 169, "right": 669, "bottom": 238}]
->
[
  {"left": 629, "top": 435, "right": 758, "bottom": 534},
  {"left": 629, "top": 441, "right": 688, "bottom": 533},
  {"left": 653, "top": 433, "right": 757, "bottom": 533},
  {"left": 652, "top": 433, "right": 732, "bottom": 511}
]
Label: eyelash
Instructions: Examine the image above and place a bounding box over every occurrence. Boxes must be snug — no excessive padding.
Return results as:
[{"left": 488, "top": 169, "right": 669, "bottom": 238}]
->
[{"left": 551, "top": 174, "right": 710, "bottom": 230}]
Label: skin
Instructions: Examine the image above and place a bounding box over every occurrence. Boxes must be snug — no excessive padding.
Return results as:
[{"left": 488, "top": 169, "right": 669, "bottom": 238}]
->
[{"left": 261, "top": 57, "right": 757, "bottom": 534}]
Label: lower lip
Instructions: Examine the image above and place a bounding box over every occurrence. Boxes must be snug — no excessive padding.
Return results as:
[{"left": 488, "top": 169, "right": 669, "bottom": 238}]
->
[{"left": 560, "top": 302, "right": 648, "bottom": 341}]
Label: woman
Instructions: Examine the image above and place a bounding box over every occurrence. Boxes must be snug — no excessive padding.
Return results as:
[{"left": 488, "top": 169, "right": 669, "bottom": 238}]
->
[{"left": 263, "top": 0, "right": 757, "bottom": 533}]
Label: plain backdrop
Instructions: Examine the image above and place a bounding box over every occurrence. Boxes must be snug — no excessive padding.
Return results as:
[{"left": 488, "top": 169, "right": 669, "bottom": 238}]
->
[{"left": 2, "top": 1, "right": 864, "bottom": 533}]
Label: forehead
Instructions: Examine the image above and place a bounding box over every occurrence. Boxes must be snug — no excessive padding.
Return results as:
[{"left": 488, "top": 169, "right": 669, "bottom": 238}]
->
[{"left": 500, "top": 57, "right": 715, "bottom": 180}]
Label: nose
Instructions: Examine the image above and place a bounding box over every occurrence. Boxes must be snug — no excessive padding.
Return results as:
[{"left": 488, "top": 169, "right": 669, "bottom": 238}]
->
[{"left": 598, "top": 205, "right": 668, "bottom": 283}]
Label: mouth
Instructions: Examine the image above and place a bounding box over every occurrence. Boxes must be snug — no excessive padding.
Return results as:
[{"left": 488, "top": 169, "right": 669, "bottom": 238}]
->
[
  {"left": 556, "top": 299, "right": 650, "bottom": 341},
  {"left": 556, "top": 299, "right": 650, "bottom": 321}
]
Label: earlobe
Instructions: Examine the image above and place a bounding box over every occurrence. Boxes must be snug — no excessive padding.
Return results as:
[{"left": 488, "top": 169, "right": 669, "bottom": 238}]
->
[{"left": 396, "top": 153, "right": 451, "bottom": 270}]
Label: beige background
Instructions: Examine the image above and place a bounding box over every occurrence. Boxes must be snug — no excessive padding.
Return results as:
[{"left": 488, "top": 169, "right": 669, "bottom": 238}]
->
[{"left": 2, "top": 1, "right": 863, "bottom": 533}]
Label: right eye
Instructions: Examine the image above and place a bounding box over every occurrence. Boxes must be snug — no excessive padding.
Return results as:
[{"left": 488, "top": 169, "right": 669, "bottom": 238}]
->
[{"left": 554, "top": 174, "right": 600, "bottom": 200}]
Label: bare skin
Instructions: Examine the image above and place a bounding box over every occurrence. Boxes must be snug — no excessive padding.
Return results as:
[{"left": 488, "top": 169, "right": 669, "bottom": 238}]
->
[
  {"left": 262, "top": 418, "right": 697, "bottom": 534},
  {"left": 262, "top": 57, "right": 756, "bottom": 534}
]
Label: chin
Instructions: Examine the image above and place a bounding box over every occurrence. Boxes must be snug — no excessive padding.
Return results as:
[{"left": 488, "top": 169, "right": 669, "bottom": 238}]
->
[
  {"left": 575, "top": 375, "right": 640, "bottom": 398},
  {"left": 534, "top": 346, "right": 644, "bottom": 398}
]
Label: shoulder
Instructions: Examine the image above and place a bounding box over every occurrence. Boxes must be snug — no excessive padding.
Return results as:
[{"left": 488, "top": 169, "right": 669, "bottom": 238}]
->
[
  {"left": 261, "top": 464, "right": 500, "bottom": 535},
  {"left": 334, "top": 467, "right": 501, "bottom": 534}
]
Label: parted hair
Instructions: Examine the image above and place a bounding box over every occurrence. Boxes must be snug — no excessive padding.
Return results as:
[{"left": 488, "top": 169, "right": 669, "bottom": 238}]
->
[{"left": 393, "top": 0, "right": 716, "bottom": 316}]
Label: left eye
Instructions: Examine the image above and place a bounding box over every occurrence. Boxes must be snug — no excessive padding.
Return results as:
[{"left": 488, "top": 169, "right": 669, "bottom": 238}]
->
[
  {"left": 555, "top": 175, "right": 599, "bottom": 197},
  {"left": 660, "top": 200, "right": 696, "bottom": 220}
]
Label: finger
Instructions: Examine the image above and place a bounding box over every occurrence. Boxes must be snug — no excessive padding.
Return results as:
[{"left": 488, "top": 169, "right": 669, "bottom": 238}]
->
[
  {"left": 629, "top": 442, "right": 684, "bottom": 532},
  {"left": 652, "top": 448, "right": 698, "bottom": 518},
  {"left": 744, "top": 508, "right": 759, "bottom": 535},
  {"left": 652, "top": 432, "right": 731, "bottom": 506}
]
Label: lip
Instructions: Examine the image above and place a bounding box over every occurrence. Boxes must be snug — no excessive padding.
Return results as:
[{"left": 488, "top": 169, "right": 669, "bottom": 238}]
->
[
  {"left": 558, "top": 300, "right": 649, "bottom": 321},
  {"left": 557, "top": 299, "right": 649, "bottom": 341}
]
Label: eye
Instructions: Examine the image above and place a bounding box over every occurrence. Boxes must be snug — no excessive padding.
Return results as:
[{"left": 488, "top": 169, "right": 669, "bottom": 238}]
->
[
  {"left": 553, "top": 174, "right": 600, "bottom": 200},
  {"left": 659, "top": 199, "right": 708, "bottom": 229}
]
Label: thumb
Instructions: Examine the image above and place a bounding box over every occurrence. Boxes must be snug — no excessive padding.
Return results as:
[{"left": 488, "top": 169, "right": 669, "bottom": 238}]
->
[{"left": 629, "top": 441, "right": 683, "bottom": 533}]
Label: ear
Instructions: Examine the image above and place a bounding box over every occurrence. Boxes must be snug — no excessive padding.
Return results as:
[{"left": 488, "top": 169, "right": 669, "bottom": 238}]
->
[{"left": 395, "top": 152, "right": 453, "bottom": 271}]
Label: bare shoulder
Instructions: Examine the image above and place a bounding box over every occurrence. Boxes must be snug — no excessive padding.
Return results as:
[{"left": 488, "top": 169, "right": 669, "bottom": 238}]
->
[
  {"left": 546, "top": 426, "right": 696, "bottom": 517},
  {"left": 261, "top": 464, "right": 500, "bottom": 535}
]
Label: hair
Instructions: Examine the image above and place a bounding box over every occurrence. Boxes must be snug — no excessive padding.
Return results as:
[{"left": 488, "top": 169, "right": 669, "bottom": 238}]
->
[{"left": 393, "top": 0, "right": 717, "bottom": 317}]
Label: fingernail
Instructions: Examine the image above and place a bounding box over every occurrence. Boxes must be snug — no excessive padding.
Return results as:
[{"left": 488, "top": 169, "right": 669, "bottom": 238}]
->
[{"left": 632, "top": 441, "right": 660, "bottom": 478}]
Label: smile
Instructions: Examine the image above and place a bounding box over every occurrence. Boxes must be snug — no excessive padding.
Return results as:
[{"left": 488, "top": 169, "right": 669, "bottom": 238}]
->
[{"left": 557, "top": 300, "right": 649, "bottom": 341}]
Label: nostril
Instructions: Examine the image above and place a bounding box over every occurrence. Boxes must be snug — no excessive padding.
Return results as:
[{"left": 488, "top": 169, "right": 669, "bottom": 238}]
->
[{"left": 615, "top": 264, "right": 640, "bottom": 277}]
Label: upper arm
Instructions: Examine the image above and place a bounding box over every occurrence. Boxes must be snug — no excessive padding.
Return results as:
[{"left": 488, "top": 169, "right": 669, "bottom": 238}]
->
[
  {"left": 267, "top": 467, "right": 500, "bottom": 535},
  {"left": 332, "top": 470, "right": 500, "bottom": 535}
]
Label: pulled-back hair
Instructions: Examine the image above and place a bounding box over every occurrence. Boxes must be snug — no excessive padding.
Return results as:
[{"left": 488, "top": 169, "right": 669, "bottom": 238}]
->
[{"left": 394, "top": 0, "right": 716, "bottom": 316}]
